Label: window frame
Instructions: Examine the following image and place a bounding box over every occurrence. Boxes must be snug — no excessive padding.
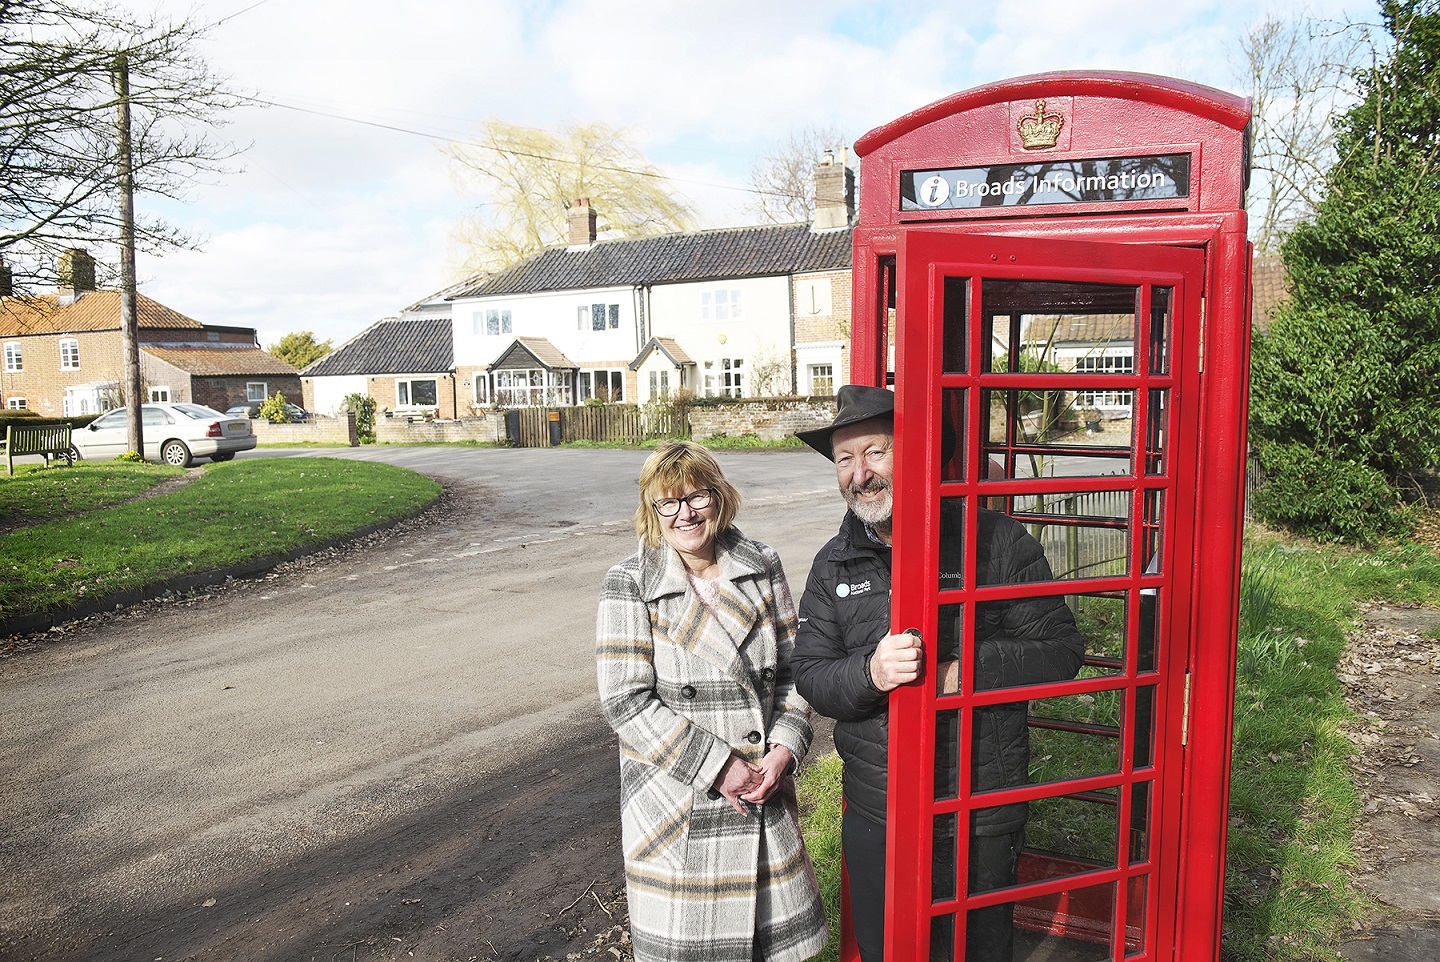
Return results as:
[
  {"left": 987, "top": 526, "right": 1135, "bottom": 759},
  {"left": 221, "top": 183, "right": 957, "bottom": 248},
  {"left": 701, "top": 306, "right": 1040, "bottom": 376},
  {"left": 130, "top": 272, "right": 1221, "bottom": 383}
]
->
[
  {"left": 584, "top": 367, "right": 624, "bottom": 403},
  {"left": 721, "top": 356, "right": 745, "bottom": 398},
  {"left": 246, "top": 382, "right": 268, "bottom": 402},
  {"left": 397, "top": 377, "right": 439, "bottom": 407},
  {"left": 702, "top": 288, "right": 743, "bottom": 322},
  {"left": 4, "top": 342, "right": 21, "bottom": 372},
  {"left": 59, "top": 338, "right": 80, "bottom": 370},
  {"left": 808, "top": 363, "right": 835, "bottom": 396}
]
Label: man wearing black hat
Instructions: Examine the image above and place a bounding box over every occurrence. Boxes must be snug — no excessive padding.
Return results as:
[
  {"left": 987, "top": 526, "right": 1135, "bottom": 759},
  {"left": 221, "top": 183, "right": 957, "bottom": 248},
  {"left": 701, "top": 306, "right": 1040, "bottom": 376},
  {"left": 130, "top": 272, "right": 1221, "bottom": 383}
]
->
[{"left": 791, "top": 385, "right": 1084, "bottom": 962}]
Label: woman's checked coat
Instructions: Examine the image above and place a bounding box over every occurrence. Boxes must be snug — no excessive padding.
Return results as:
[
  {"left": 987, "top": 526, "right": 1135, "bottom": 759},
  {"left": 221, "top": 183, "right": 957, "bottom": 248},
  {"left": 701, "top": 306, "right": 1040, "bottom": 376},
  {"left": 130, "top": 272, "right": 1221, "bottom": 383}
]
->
[{"left": 596, "top": 529, "right": 827, "bottom": 962}]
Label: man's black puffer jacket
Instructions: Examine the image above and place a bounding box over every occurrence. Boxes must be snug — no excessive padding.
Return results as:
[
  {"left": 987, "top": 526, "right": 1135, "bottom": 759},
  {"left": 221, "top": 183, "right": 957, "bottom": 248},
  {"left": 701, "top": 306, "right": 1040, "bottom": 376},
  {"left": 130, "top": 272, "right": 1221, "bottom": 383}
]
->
[{"left": 792, "top": 504, "right": 1085, "bottom": 833}]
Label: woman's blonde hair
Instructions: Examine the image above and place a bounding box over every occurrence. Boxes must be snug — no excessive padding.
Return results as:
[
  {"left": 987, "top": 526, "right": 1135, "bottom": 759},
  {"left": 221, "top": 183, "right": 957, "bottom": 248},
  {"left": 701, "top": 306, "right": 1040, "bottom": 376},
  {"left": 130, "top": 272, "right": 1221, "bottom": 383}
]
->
[{"left": 634, "top": 440, "right": 742, "bottom": 548}]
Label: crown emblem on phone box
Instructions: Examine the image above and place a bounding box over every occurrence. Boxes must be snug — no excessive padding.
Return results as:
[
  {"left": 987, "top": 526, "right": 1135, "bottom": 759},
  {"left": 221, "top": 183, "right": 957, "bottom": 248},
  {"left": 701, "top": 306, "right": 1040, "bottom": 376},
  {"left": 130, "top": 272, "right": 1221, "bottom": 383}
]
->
[{"left": 1017, "top": 100, "right": 1064, "bottom": 150}]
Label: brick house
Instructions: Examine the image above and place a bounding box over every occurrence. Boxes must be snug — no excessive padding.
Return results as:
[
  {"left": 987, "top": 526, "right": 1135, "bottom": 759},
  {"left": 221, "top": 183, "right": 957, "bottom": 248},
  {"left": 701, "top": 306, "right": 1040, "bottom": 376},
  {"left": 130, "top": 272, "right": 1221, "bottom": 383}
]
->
[{"left": 1, "top": 250, "right": 300, "bottom": 416}]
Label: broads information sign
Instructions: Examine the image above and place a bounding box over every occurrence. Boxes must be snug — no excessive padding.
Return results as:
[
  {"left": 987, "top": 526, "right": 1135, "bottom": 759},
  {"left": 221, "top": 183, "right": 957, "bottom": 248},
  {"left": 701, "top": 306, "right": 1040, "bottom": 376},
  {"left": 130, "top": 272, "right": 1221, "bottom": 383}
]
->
[{"left": 900, "top": 153, "right": 1192, "bottom": 211}]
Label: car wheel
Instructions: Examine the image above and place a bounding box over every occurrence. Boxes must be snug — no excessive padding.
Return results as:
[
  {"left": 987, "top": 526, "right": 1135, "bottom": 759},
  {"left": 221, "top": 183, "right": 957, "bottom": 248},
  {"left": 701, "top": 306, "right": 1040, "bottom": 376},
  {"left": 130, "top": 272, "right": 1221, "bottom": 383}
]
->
[
  {"left": 161, "top": 440, "right": 192, "bottom": 467},
  {"left": 68, "top": 445, "right": 82, "bottom": 462},
  {"left": 210, "top": 452, "right": 235, "bottom": 463}
]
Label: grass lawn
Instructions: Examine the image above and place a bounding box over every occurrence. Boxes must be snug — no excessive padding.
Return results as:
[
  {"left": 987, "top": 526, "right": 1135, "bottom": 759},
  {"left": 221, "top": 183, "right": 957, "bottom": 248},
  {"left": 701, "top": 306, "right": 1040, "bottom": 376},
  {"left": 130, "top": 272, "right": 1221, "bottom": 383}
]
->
[
  {"left": 0, "top": 457, "right": 441, "bottom": 623},
  {"left": 796, "top": 521, "right": 1440, "bottom": 962}
]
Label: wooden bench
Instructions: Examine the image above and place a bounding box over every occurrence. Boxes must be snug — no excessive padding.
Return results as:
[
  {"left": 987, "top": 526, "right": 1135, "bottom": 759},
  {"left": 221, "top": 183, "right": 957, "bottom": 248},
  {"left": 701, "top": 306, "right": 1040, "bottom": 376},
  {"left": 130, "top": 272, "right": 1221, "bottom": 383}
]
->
[{"left": 3, "top": 422, "right": 75, "bottom": 475}]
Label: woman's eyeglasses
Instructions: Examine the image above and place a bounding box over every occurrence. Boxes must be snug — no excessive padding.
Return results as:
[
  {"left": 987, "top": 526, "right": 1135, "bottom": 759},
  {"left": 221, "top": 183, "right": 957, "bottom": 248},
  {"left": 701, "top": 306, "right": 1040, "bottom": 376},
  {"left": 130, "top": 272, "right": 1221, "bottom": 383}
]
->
[{"left": 653, "top": 488, "right": 715, "bottom": 517}]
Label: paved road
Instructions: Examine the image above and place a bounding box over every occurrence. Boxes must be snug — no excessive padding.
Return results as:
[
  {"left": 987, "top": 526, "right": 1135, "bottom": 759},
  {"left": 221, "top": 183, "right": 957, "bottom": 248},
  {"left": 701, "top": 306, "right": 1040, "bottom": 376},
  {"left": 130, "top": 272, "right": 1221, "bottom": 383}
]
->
[{"left": 0, "top": 447, "right": 844, "bottom": 962}]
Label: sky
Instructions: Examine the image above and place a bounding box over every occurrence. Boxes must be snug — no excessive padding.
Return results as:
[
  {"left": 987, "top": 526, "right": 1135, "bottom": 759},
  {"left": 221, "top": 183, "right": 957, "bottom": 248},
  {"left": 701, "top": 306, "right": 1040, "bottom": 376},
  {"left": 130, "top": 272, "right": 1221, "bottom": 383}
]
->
[{"left": 112, "top": 0, "right": 1380, "bottom": 352}]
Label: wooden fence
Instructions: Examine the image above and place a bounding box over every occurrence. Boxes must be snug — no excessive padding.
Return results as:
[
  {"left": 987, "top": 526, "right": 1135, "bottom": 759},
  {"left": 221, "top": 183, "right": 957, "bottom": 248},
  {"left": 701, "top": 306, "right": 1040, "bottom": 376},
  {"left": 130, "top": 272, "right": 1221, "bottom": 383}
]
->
[{"left": 507, "top": 404, "right": 688, "bottom": 448}]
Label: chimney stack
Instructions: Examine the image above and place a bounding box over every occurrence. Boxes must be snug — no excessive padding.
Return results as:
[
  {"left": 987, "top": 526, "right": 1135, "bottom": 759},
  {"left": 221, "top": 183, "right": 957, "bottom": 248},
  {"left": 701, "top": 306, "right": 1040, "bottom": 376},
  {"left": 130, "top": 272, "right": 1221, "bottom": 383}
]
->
[
  {"left": 57, "top": 248, "right": 97, "bottom": 298},
  {"left": 567, "top": 197, "right": 598, "bottom": 247},
  {"left": 0, "top": 256, "right": 11, "bottom": 298},
  {"left": 811, "top": 148, "right": 854, "bottom": 233}
]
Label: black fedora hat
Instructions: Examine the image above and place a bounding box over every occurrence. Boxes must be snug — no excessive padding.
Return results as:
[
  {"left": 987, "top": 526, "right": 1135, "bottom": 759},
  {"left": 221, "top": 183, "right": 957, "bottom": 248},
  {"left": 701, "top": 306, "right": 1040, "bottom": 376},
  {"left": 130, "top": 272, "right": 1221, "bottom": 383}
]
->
[{"left": 796, "top": 384, "right": 895, "bottom": 460}]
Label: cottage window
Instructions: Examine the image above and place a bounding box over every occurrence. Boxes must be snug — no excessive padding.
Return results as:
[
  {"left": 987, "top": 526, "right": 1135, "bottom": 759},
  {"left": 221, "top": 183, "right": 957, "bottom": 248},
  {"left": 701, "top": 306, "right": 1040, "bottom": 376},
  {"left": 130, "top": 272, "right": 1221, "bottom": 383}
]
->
[
  {"left": 808, "top": 364, "right": 834, "bottom": 396},
  {"left": 247, "top": 382, "right": 268, "bottom": 402},
  {"left": 149, "top": 386, "right": 171, "bottom": 402},
  {"left": 702, "top": 288, "right": 743, "bottom": 322},
  {"left": 486, "top": 309, "right": 512, "bottom": 335},
  {"left": 581, "top": 303, "right": 620, "bottom": 331},
  {"left": 648, "top": 369, "right": 670, "bottom": 398},
  {"left": 4, "top": 342, "right": 20, "bottom": 372},
  {"left": 584, "top": 368, "right": 623, "bottom": 402},
  {"left": 7, "top": 398, "right": 27, "bottom": 409},
  {"left": 397, "top": 378, "right": 438, "bottom": 407},
  {"left": 721, "top": 357, "right": 744, "bottom": 398},
  {"left": 59, "top": 338, "right": 80, "bottom": 370},
  {"left": 1073, "top": 354, "right": 1135, "bottom": 409}
]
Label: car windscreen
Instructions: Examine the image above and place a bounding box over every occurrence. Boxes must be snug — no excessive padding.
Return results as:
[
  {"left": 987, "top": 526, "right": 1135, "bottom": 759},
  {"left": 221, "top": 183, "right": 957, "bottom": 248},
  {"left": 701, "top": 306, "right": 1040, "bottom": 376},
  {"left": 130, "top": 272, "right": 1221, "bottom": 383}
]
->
[{"left": 171, "top": 404, "right": 225, "bottom": 419}]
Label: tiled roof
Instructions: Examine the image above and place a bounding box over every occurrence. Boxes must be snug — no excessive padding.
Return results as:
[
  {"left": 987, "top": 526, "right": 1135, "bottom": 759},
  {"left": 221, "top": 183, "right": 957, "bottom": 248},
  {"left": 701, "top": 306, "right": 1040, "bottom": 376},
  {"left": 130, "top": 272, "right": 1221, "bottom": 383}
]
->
[
  {"left": 489, "top": 336, "right": 577, "bottom": 371},
  {"left": 631, "top": 336, "right": 695, "bottom": 371},
  {"left": 0, "top": 290, "right": 205, "bottom": 335},
  {"left": 1252, "top": 255, "right": 1289, "bottom": 333},
  {"left": 452, "top": 223, "right": 853, "bottom": 298},
  {"left": 1023, "top": 314, "right": 1134, "bottom": 346},
  {"left": 144, "top": 345, "right": 300, "bottom": 376},
  {"left": 304, "top": 316, "right": 453, "bottom": 376}
]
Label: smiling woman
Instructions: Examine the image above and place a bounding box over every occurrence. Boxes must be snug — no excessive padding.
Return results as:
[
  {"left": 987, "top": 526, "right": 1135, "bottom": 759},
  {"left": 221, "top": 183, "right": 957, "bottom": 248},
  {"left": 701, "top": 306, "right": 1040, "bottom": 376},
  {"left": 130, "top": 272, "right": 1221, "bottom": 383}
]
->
[{"left": 595, "top": 440, "right": 828, "bottom": 962}]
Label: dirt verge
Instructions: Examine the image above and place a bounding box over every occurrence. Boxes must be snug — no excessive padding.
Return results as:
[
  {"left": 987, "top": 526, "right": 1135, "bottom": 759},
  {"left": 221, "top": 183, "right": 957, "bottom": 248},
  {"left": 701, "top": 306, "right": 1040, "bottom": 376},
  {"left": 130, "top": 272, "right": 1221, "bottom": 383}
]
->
[{"left": 1337, "top": 602, "right": 1440, "bottom": 960}]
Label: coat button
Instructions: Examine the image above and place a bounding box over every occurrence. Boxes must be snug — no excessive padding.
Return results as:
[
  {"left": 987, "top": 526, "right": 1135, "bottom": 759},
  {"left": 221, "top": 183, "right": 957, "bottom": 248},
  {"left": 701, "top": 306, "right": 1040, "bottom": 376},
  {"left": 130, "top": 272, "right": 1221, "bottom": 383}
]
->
[
  {"left": 681, "top": 685, "right": 696, "bottom": 699},
  {"left": 762, "top": 668, "right": 774, "bottom": 680},
  {"left": 747, "top": 731, "right": 762, "bottom": 744}
]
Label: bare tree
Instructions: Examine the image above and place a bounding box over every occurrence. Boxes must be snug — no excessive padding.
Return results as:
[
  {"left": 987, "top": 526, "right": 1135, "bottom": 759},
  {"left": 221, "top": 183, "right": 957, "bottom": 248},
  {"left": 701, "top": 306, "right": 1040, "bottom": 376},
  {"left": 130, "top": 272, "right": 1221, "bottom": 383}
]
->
[
  {"left": 1, "top": 0, "right": 240, "bottom": 292},
  {"left": 747, "top": 125, "right": 848, "bottom": 224},
  {"left": 444, "top": 120, "right": 696, "bottom": 273},
  {"left": 1234, "top": 14, "right": 1370, "bottom": 253}
]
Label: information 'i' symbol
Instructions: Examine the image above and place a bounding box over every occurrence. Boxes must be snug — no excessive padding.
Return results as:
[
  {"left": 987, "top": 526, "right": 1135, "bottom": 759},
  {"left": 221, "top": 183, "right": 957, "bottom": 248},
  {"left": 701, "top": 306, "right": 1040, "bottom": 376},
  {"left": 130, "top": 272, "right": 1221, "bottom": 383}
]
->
[{"left": 920, "top": 175, "right": 950, "bottom": 207}]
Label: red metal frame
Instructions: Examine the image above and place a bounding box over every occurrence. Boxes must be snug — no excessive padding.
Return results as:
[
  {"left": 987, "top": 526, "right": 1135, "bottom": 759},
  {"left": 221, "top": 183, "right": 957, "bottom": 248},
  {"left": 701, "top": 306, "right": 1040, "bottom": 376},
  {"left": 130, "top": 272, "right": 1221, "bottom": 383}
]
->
[{"left": 844, "top": 72, "right": 1251, "bottom": 962}]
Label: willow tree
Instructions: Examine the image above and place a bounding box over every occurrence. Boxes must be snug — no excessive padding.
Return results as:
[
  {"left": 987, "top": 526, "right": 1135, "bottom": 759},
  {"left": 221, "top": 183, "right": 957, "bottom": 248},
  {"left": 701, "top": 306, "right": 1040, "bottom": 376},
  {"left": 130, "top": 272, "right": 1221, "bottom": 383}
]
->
[{"left": 445, "top": 120, "right": 696, "bottom": 273}]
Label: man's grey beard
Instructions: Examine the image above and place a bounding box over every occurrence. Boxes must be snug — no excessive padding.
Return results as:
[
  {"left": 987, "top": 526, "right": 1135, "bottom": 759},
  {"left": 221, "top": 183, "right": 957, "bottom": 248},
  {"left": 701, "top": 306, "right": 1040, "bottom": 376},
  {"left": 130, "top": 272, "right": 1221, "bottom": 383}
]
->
[{"left": 843, "top": 477, "right": 893, "bottom": 528}]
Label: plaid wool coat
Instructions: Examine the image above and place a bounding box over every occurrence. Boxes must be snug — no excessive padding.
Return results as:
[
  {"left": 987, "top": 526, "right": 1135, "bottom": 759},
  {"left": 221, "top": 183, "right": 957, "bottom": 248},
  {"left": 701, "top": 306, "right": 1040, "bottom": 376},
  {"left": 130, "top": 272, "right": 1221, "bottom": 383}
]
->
[{"left": 596, "top": 529, "right": 828, "bottom": 962}]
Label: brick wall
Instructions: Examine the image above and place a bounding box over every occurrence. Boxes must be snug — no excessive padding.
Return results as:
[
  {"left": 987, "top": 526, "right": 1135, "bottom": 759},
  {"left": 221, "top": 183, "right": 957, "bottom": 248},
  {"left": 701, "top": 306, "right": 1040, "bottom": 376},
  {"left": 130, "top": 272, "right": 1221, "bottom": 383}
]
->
[
  {"left": 0, "top": 329, "right": 125, "bottom": 416},
  {"left": 197, "top": 375, "right": 304, "bottom": 413},
  {"left": 374, "top": 413, "right": 505, "bottom": 444},
  {"left": 688, "top": 397, "right": 835, "bottom": 441},
  {"left": 250, "top": 414, "right": 358, "bottom": 446}
]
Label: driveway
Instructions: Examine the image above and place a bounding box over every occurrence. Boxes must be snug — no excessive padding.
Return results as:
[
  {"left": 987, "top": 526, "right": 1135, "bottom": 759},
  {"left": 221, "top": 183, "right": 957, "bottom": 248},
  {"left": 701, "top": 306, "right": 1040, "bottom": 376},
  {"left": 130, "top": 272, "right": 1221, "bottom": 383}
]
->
[{"left": 0, "top": 447, "right": 843, "bottom": 961}]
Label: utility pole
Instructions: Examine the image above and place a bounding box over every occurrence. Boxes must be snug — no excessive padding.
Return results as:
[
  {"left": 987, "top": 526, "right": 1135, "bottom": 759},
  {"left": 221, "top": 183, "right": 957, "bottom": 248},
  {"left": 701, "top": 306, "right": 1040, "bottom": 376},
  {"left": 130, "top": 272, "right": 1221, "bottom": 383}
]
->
[{"left": 114, "top": 51, "right": 143, "bottom": 455}]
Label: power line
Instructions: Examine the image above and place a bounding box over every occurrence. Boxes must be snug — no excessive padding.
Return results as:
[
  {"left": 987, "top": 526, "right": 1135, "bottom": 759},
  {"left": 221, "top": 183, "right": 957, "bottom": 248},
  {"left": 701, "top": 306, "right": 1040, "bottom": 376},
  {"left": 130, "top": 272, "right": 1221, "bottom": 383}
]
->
[
  {"left": 257, "top": 98, "right": 789, "bottom": 200},
  {"left": 215, "top": 0, "right": 276, "bottom": 27}
]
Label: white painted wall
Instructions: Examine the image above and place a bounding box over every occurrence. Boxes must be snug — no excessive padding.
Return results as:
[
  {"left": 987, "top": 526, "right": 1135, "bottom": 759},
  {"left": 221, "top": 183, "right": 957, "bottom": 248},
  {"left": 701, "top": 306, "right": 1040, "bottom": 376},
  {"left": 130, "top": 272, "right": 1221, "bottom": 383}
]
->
[
  {"left": 451, "top": 286, "right": 642, "bottom": 369},
  {"left": 308, "top": 374, "right": 368, "bottom": 417},
  {"left": 648, "top": 276, "right": 793, "bottom": 397}
]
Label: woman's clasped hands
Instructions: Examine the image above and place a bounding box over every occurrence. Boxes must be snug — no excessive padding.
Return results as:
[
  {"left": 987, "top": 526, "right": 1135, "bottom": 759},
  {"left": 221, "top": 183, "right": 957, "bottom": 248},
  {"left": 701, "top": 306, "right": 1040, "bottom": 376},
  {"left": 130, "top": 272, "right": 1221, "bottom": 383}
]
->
[{"left": 712, "top": 746, "right": 795, "bottom": 815}]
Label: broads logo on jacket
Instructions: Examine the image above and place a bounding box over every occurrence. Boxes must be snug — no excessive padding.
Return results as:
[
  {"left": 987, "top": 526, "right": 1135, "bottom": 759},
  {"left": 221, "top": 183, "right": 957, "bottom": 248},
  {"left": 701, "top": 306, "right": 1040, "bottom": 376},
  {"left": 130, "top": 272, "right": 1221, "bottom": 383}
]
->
[{"left": 835, "top": 580, "right": 872, "bottom": 599}]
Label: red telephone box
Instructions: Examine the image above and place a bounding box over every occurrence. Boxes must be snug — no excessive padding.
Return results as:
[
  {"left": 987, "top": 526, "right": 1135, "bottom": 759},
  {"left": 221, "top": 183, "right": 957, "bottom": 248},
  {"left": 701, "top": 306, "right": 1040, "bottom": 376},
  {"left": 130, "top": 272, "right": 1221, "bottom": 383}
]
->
[{"left": 847, "top": 72, "right": 1251, "bottom": 962}]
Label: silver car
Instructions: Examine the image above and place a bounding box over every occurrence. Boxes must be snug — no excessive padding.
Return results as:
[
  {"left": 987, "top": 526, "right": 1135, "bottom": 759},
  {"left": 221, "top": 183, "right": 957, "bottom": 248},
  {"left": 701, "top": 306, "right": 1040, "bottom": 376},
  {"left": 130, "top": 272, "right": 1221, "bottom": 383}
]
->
[{"left": 73, "top": 403, "right": 257, "bottom": 467}]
